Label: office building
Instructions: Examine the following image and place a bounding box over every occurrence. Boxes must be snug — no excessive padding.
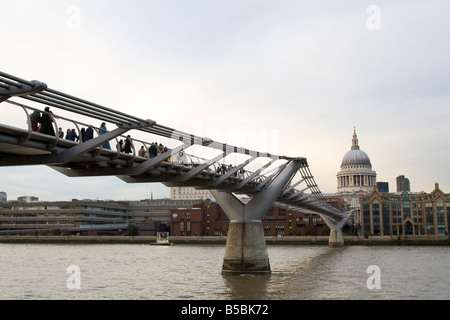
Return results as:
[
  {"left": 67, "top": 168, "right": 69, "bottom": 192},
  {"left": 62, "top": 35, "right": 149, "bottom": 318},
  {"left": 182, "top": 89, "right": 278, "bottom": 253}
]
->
[
  {"left": 0, "top": 198, "right": 199, "bottom": 236},
  {"left": 170, "top": 201, "right": 329, "bottom": 237},
  {"left": 397, "top": 175, "right": 411, "bottom": 192},
  {"left": 377, "top": 182, "right": 389, "bottom": 193},
  {"left": 361, "top": 183, "right": 449, "bottom": 236},
  {"left": 171, "top": 186, "right": 213, "bottom": 201}
]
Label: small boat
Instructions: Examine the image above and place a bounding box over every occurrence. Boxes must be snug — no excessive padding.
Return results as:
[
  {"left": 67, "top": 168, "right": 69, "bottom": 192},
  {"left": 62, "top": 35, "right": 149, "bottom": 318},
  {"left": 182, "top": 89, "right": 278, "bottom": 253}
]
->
[{"left": 151, "top": 232, "right": 173, "bottom": 246}]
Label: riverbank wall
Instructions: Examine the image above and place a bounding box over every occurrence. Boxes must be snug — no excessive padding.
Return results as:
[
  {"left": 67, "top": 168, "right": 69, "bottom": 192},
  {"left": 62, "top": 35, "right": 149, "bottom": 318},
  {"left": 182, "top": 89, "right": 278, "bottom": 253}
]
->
[{"left": 0, "top": 235, "right": 449, "bottom": 245}]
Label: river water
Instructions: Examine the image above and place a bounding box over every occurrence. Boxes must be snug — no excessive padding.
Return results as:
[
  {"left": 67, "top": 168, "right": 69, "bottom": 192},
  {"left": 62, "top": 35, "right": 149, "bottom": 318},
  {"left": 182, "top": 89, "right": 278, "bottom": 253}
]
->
[{"left": 0, "top": 244, "right": 449, "bottom": 300}]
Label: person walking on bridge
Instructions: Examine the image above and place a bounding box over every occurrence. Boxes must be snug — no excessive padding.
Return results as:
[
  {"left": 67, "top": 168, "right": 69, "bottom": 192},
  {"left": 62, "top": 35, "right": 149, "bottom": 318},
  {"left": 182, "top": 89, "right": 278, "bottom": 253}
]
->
[
  {"left": 30, "top": 110, "right": 41, "bottom": 132},
  {"left": 123, "top": 135, "right": 133, "bottom": 154},
  {"left": 149, "top": 142, "right": 158, "bottom": 158},
  {"left": 84, "top": 126, "right": 94, "bottom": 141},
  {"left": 39, "top": 107, "right": 55, "bottom": 136},
  {"left": 99, "top": 122, "right": 111, "bottom": 149}
]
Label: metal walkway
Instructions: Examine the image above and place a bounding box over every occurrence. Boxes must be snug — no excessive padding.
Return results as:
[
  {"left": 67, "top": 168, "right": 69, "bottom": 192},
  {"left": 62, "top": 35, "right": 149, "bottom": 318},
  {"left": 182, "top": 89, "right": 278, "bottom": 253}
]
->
[{"left": 0, "top": 70, "right": 351, "bottom": 229}]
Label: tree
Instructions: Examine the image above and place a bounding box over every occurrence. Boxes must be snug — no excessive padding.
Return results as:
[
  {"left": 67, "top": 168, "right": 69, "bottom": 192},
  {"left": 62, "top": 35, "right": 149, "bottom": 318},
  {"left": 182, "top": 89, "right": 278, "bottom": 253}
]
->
[
  {"left": 126, "top": 223, "right": 137, "bottom": 236},
  {"left": 321, "top": 224, "right": 330, "bottom": 236},
  {"left": 289, "top": 222, "right": 300, "bottom": 236}
]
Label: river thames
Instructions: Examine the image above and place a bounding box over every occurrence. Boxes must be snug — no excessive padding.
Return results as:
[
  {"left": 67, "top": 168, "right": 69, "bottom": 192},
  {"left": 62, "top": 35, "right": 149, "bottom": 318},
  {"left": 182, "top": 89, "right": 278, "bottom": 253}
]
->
[{"left": 0, "top": 244, "right": 449, "bottom": 300}]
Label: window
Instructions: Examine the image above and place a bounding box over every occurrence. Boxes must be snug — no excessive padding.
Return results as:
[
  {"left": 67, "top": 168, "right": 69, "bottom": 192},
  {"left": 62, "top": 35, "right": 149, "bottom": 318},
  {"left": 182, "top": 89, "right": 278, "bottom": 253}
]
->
[
  {"left": 425, "top": 204, "right": 434, "bottom": 234},
  {"left": 372, "top": 204, "right": 380, "bottom": 234},
  {"left": 363, "top": 204, "right": 370, "bottom": 235},
  {"left": 382, "top": 203, "right": 390, "bottom": 235}
]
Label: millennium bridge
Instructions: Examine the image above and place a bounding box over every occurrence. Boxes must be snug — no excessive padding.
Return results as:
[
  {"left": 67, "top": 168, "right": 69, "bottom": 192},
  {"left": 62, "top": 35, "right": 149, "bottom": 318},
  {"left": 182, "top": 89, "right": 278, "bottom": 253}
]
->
[{"left": 0, "top": 71, "right": 352, "bottom": 274}]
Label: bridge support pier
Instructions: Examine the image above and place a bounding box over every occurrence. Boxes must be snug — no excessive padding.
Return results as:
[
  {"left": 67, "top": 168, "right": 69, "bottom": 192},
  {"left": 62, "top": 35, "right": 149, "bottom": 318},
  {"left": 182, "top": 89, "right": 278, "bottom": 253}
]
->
[
  {"left": 211, "top": 159, "right": 304, "bottom": 275},
  {"left": 328, "top": 228, "right": 344, "bottom": 247},
  {"left": 222, "top": 221, "right": 270, "bottom": 274},
  {"left": 321, "top": 211, "right": 353, "bottom": 247}
]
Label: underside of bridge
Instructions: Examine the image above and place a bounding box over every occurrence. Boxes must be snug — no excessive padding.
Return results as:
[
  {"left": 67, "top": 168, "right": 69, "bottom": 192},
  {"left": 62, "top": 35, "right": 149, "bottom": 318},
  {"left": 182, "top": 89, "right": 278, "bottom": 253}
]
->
[
  {"left": 212, "top": 160, "right": 303, "bottom": 274},
  {"left": 0, "top": 71, "right": 353, "bottom": 274}
]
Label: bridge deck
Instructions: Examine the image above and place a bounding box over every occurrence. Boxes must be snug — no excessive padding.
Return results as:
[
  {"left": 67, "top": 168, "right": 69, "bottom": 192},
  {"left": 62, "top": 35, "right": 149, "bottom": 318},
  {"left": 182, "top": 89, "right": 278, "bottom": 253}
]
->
[
  {"left": 0, "top": 71, "right": 351, "bottom": 223},
  {"left": 0, "top": 121, "right": 278, "bottom": 191}
]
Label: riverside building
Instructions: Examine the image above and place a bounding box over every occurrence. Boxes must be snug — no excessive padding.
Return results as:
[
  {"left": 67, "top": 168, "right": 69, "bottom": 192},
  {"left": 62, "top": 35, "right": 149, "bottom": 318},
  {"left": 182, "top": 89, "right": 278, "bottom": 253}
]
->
[
  {"left": 0, "top": 198, "right": 199, "bottom": 236},
  {"left": 171, "top": 186, "right": 213, "bottom": 201},
  {"left": 361, "top": 183, "right": 450, "bottom": 236},
  {"left": 0, "top": 192, "right": 330, "bottom": 237},
  {"left": 170, "top": 201, "right": 330, "bottom": 237}
]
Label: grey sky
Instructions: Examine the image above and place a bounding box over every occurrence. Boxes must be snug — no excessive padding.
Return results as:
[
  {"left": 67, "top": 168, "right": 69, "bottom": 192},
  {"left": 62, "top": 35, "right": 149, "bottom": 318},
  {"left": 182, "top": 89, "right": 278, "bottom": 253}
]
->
[{"left": 1, "top": 0, "right": 449, "bottom": 201}]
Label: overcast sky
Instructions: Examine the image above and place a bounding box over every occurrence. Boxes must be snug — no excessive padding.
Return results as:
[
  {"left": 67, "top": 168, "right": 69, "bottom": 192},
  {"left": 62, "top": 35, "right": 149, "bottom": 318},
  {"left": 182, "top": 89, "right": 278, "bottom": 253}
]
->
[{"left": 1, "top": 0, "right": 449, "bottom": 201}]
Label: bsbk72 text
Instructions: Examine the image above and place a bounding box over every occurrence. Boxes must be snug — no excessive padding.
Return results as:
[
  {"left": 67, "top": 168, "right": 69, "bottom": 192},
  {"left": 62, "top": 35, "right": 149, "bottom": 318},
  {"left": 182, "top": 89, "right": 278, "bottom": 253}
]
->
[
  {"left": 181, "top": 304, "right": 269, "bottom": 317},
  {"left": 226, "top": 305, "right": 269, "bottom": 315}
]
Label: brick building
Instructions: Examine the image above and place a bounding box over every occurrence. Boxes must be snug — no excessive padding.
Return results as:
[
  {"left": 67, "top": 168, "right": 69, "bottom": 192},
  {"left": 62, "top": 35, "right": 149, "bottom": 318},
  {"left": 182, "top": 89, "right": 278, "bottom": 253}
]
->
[{"left": 170, "top": 200, "right": 330, "bottom": 237}]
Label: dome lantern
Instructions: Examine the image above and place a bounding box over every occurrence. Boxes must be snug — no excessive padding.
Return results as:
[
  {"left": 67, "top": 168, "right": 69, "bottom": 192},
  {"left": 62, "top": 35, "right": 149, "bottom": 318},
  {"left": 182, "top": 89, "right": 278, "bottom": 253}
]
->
[{"left": 341, "top": 128, "right": 372, "bottom": 167}]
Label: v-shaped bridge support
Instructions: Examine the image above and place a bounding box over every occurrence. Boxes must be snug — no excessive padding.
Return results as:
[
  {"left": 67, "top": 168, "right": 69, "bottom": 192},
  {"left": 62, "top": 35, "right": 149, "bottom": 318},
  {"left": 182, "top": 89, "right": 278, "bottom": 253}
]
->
[
  {"left": 211, "top": 159, "right": 304, "bottom": 274},
  {"left": 320, "top": 211, "right": 353, "bottom": 247}
]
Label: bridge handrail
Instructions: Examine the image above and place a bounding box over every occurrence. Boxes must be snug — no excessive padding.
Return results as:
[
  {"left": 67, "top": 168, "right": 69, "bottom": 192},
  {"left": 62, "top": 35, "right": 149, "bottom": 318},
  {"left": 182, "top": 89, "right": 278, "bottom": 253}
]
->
[
  {"left": 0, "top": 71, "right": 347, "bottom": 217},
  {"left": 3, "top": 98, "right": 265, "bottom": 181}
]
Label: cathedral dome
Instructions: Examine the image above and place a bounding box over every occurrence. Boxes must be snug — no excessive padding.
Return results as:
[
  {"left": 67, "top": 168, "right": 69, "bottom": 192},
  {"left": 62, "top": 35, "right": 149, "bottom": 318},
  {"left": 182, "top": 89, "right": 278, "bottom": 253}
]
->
[
  {"left": 337, "top": 128, "right": 377, "bottom": 197},
  {"left": 341, "top": 129, "right": 372, "bottom": 167},
  {"left": 342, "top": 149, "right": 372, "bottom": 166}
]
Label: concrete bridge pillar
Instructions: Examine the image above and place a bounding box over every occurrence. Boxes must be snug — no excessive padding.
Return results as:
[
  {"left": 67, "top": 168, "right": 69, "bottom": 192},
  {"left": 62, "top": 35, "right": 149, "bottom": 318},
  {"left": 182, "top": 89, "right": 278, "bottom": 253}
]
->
[
  {"left": 222, "top": 221, "right": 270, "bottom": 274},
  {"left": 321, "top": 211, "right": 353, "bottom": 247},
  {"left": 211, "top": 160, "right": 303, "bottom": 274},
  {"left": 328, "top": 228, "right": 344, "bottom": 247}
]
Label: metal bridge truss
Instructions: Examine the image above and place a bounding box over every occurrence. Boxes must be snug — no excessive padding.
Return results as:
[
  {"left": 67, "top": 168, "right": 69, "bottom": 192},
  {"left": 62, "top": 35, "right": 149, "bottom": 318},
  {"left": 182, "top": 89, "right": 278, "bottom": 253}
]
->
[{"left": 0, "top": 71, "right": 351, "bottom": 225}]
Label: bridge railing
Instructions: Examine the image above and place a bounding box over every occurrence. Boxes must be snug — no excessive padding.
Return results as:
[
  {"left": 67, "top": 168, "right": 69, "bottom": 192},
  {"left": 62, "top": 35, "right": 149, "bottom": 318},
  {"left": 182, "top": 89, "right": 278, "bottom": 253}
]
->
[
  {"left": 0, "top": 71, "right": 347, "bottom": 219},
  {"left": 2, "top": 97, "right": 272, "bottom": 185}
]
